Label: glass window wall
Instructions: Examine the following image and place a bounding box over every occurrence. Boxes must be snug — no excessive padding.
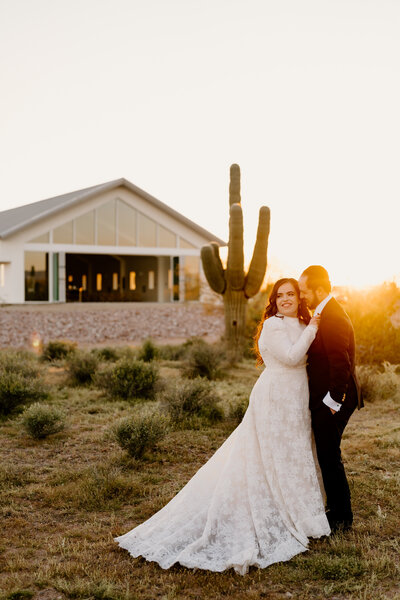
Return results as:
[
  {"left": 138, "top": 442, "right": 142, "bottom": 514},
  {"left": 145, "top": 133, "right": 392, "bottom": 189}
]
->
[
  {"left": 173, "top": 257, "right": 179, "bottom": 301},
  {"left": 148, "top": 270, "right": 155, "bottom": 290},
  {"left": 25, "top": 251, "right": 49, "bottom": 301},
  {"left": 75, "top": 211, "right": 95, "bottom": 245},
  {"left": 184, "top": 256, "right": 200, "bottom": 300},
  {"left": 97, "top": 200, "right": 116, "bottom": 245},
  {"left": 53, "top": 253, "right": 59, "bottom": 301},
  {"left": 158, "top": 226, "right": 176, "bottom": 248},
  {"left": 138, "top": 213, "right": 156, "bottom": 247},
  {"left": 117, "top": 200, "right": 136, "bottom": 246},
  {"left": 180, "top": 238, "right": 196, "bottom": 249},
  {"left": 53, "top": 220, "right": 73, "bottom": 244},
  {"left": 28, "top": 232, "right": 50, "bottom": 243}
]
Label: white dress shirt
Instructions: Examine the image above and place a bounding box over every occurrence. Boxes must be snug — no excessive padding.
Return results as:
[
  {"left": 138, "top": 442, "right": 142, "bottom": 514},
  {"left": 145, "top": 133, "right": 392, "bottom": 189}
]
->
[
  {"left": 314, "top": 294, "right": 343, "bottom": 413},
  {"left": 314, "top": 293, "right": 333, "bottom": 316}
]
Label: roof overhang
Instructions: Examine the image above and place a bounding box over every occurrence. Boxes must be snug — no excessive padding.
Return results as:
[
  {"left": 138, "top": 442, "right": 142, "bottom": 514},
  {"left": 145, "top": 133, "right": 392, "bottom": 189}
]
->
[{"left": 0, "top": 178, "right": 226, "bottom": 246}]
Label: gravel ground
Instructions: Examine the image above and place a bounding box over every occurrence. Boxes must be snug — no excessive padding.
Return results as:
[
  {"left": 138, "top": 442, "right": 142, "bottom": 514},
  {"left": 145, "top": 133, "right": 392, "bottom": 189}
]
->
[{"left": 0, "top": 302, "right": 224, "bottom": 349}]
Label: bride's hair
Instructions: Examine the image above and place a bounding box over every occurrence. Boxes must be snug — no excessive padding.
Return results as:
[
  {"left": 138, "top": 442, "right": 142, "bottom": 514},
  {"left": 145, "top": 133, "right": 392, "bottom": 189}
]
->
[{"left": 253, "top": 278, "right": 311, "bottom": 366}]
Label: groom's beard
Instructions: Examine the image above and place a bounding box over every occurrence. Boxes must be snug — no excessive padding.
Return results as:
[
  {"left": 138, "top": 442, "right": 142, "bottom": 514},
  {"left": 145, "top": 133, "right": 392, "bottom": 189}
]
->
[{"left": 308, "top": 292, "right": 319, "bottom": 310}]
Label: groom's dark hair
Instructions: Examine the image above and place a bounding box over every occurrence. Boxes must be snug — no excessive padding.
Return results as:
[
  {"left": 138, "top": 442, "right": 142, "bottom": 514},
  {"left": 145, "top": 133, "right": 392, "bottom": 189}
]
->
[{"left": 301, "top": 265, "right": 331, "bottom": 293}]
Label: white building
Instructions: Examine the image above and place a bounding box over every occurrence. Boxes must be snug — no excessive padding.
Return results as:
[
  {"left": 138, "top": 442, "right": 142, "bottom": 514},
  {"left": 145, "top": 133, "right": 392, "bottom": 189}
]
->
[{"left": 0, "top": 178, "right": 225, "bottom": 304}]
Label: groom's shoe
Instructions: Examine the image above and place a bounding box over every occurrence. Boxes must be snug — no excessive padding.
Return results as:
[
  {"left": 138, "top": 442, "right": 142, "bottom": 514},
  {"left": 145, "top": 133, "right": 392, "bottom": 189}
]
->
[
  {"left": 329, "top": 519, "right": 353, "bottom": 535},
  {"left": 328, "top": 514, "right": 353, "bottom": 534}
]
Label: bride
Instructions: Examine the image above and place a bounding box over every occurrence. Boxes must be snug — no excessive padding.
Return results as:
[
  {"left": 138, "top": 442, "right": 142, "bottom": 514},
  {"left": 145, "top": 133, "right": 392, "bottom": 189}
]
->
[{"left": 115, "top": 278, "right": 331, "bottom": 574}]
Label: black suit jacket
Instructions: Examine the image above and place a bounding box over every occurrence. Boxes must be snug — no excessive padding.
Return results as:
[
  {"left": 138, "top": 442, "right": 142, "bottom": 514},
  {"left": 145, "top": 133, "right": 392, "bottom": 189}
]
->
[{"left": 307, "top": 297, "right": 363, "bottom": 411}]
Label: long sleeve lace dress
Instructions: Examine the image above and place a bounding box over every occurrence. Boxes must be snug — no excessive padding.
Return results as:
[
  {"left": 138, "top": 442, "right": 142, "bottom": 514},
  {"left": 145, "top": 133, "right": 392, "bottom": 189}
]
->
[{"left": 115, "top": 315, "right": 330, "bottom": 574}]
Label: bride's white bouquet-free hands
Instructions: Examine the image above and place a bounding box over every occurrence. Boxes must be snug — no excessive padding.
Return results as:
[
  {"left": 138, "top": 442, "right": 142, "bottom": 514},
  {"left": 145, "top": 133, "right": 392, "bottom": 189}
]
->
[{"left": 310, "top": 314, "right": 321, "bottom": 328}]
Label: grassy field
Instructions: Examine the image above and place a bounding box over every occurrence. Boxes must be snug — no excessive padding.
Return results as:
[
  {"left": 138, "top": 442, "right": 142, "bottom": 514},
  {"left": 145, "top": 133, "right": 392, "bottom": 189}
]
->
[{"left": 0, "top": 351, "right": 399, "bottom": 600}]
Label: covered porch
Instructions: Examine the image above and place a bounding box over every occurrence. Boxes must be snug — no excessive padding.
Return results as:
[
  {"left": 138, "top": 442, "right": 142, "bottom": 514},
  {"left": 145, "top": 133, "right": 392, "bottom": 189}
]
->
[{"left": 24, "top": 250, "right": 200, "bottom": 303}]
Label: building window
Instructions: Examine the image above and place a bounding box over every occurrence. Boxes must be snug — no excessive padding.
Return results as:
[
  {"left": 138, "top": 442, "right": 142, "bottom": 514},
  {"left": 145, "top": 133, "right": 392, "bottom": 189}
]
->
[
  {"left": 81, "top": 274, "right": 87, "bottom": 291},
  {"left": 96, "top": 273, "right": 102, "bottom": 291},
  {"left": 138, "top": 213, "right": 156, "bottom": 247},
  {"left": 168, "top": 268, "right": 172, "bottom": 290},
  {"left": 129, "top": 271, "right": 136, "bottom": 290},
  {"left": 148, "top": 270, "right": 155, "bottom": 290},
  {"left": 117, "top": 200, "right": 136, "bottom": 246},
  {"left": 112, "top": 272, "right": 118, "bottom": 290},
  {"left": 180, "top": 238, "right": 196, "bottom": 249},
  {"left": 97, "top": 200, "right": 116, "bottom": 245},
  {"left": 75, "top": 211, "right": 95, "bottom": 245},
  {"left": 53, "top": 220, "right": 73, "bottom": 244},
  {"left": 24, "top": 251, "right": 49, "bottom": 301},
  {"left": 184, "top": 256, "right": 200, "bottom": 301},
  {"left": 158, "top": 226, "right": 177, "bottom": 248},
  {"left": 0, "top": 264, "right": 4, "bottom": 287},
  {"left": 173, "top": 257, "right": 179, "bottom": 301},
  {"left": 28, "top": 232, "right": 50, "bottom": 243},
  {"left": 53, "top": 253, "right": 59, "bottom": 301}
]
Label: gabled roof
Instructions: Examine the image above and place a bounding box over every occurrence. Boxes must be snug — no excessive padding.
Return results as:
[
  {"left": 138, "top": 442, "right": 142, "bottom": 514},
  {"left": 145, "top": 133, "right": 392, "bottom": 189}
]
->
[{"left": 0, "top": 178, "right": 226, "bottom": 245}]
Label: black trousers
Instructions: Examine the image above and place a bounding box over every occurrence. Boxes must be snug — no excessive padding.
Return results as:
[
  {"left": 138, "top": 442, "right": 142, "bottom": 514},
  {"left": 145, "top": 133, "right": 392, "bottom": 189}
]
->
[{"left": 311, "top": 399, "right": 357, "bottom": 523}]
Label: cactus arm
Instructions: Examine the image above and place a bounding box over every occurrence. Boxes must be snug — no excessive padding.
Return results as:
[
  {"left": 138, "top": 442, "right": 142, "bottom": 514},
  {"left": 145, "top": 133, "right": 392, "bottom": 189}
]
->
[
  {"left": 201, "top": 245, "right": 226, "bottom": 294},
  {"left": 210, "top": 241, "right": 224, "bottom": 268},
  {"left": 226, "top": 203, "right": 245, "bottom": 290},
  {"left": 244, "top": 206, "right": 271, "bottom": 298},
  {"left": 229, "top": 164, "right": 241, "bottom": 206}
]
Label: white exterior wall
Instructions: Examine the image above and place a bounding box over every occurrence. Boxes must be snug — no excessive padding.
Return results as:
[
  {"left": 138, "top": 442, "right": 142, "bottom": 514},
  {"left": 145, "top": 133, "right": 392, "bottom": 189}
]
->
[
  {"left": 0, "top": 238, "right": 25, "bottom": 303},
  {"left": 0, "top": 186, "right": 222, "bottom": 303}
]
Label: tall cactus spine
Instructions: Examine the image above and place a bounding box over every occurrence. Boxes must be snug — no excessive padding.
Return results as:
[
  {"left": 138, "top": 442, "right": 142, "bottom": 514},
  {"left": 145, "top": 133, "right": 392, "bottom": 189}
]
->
[{"left": 200, "top": 164, "right": 270, "bottom": 358}]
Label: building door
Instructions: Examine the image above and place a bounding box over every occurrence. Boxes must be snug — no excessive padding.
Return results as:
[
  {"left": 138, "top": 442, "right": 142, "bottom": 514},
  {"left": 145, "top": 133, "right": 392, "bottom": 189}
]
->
[
  {"left": 52, "top": 253, "right": 59, "bottom": 301},
  {"left": 173, "top": 256, "right": 179, "bottom": 301}
]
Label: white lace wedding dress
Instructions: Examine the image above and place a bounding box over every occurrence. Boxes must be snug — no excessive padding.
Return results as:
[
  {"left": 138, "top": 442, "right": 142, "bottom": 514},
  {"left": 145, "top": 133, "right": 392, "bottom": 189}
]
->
[{"left": 115, "top": 315, "right": 330, "bottom": 574}]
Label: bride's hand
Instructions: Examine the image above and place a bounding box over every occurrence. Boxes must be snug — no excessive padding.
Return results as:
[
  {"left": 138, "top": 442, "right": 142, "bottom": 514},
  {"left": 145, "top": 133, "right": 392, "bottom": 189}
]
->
[{"left": 310, "top": 314, "right": 321, "bottom": 327}]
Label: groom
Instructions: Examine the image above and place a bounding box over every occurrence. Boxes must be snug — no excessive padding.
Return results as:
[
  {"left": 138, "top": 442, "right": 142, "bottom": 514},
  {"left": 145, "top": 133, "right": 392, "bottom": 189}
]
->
[{"left": 298, "top": 265, "right": 363, "bottom": 533}]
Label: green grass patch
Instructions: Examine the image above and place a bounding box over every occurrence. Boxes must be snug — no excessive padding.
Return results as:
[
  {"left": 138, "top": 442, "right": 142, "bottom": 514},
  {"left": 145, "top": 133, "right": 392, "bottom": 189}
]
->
[{"left": 0, "top": 347, "right": 398, "bottom": 600}]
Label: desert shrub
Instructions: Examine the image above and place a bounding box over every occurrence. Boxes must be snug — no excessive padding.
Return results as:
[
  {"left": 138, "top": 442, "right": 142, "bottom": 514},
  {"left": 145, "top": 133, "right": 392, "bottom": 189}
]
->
[
  {"left": 243, "top": 283, "right": 400, "bottom": 366},
  {"left": 41, "top": 340, "right": 76, "bottom": 362},
  {"left": 183, "top": 341, "right": 223, "bottom": 380},
  {"left": 21, "top": 402, "right": 65, "bottom": 439},
  {"left": 158, "top": 343, "right": 187, "bottom": 361},
  {"left": 116, "top": 346, "right": 137, "bottom": 361},
  {"left": 0, "top": 350, "right": 40, "bottom": 377},
  {"left": 344, "top": 283, "right": 400, "bottom": 365},
  {"left": 0, "top": 352, "right": 48, "bottom": 416},
  {"left": 66, "top": 351, "right": 99, "bottom": 386},
  {"left": 158, "top": 338, "right": 208, "bottom": 362},
  {"left": 98, "top": 358, "right": 159, "bottom": 401},
  {"left": 357, "top": 361, "right": 400, "bottom": 403},
  {"left": 113, "top": 413, "right": 168, "bottom": 458},
  {"left": 137, "top": 339, "right": 159, "bottom": 362},
  {"left": 162, "top": 378, "right": 223, "bottom": 428},
  {"left": 229, "top": 396, "right": 249, "bottom": 423},
  {"left": 92, "top": 346, "right": 120, "bottom": 362}
]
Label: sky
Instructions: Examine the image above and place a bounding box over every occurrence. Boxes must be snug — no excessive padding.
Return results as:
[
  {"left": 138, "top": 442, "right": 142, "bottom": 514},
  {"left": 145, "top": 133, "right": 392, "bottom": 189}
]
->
[{"left": 0, "top": 0, "right": 399, "bottom": 288}]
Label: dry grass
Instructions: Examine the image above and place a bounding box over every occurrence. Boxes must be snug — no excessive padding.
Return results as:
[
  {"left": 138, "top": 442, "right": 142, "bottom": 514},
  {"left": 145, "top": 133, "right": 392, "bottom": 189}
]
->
[{"left": 0, "top": 356, "right": 399, "bottom": 600}]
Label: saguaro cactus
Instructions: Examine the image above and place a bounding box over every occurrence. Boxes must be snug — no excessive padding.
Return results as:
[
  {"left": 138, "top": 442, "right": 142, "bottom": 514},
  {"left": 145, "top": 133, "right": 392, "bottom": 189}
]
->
[{"left": 201, "top": 164, "right": 270, "bottom": 357}]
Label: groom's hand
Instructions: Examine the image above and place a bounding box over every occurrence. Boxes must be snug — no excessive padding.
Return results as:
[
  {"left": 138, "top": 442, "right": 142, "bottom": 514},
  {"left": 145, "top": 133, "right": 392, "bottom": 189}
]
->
[{"left": 330, "top": 408, "right": 337, "bottom": 414}]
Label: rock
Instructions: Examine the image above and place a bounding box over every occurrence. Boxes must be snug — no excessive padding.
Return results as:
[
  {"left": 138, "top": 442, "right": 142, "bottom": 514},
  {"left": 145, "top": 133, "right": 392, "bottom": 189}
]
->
[{"left": 0, "top": 303, "right": 225, "bottom": 348}]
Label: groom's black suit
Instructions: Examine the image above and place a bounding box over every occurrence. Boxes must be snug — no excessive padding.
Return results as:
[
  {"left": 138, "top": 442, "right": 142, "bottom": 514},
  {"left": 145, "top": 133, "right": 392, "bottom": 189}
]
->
[{"left": 307, "top": 297, "right": 363, "bottom": 527}]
